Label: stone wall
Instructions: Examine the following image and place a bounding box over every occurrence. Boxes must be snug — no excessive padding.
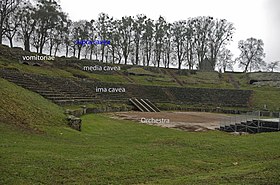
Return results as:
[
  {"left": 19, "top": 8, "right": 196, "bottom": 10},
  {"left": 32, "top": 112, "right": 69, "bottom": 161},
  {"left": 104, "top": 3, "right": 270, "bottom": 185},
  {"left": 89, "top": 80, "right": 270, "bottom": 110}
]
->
[
  {"left": 1, "top": 68, "right": 253, "bottom": 107},
  {"left": 67, "top": 115, "right": 82, "bottom": 131}
]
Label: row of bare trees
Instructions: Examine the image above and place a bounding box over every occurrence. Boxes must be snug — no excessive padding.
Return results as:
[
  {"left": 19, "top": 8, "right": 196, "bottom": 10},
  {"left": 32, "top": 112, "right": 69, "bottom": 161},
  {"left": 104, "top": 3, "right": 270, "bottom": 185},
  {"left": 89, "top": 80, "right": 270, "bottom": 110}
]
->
[{"left": 0, "top": 0, "right": 278, "bottom": 72}]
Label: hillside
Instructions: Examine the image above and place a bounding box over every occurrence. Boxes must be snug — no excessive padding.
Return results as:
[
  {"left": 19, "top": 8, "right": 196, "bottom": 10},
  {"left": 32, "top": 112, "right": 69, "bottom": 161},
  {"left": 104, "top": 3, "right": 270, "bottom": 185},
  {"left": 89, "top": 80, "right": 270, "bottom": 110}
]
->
[
  {"left": 0, "top": 113, "right": 280, "bottom": 184},
  {"left": 0, "top": 44, "right": 280, "bottom": 111},
  {"left": 1, "top": 44, "right": 280, "bottom": 184},
  {"left": 0, "top": 78, "right": 66, "bottom": 131}
]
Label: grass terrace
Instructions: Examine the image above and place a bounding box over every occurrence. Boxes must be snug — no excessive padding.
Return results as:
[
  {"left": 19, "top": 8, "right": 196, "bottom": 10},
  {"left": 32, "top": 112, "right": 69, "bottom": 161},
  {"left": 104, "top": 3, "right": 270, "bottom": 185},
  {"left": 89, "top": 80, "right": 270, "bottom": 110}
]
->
[{"left": 1, "top": 113, "right": 280, "bottom": 184}]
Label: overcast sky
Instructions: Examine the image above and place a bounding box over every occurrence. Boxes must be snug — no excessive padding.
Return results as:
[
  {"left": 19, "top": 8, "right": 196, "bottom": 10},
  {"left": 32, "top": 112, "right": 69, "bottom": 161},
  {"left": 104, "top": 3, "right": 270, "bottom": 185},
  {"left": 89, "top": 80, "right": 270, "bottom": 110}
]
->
[{"left": 60, "top": 0, "right": 279, "bottom": 69}]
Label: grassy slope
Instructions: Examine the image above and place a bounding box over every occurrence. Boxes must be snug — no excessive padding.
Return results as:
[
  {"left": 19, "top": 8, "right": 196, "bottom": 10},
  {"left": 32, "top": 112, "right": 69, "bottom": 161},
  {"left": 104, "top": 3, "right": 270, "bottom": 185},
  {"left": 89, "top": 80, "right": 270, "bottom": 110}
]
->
[
  {"left": 0, "top": 77, "right": 279, "bottom": 184},
  {"left": 233, "top": 74, "right": 280, "bottom": 111},
  {"left": 0, "top": 62, "right": 73, "bottom": 78},
  {"left": 251, "top": 88, "right": 280, "bottom": 111},
  {"left": 0, "top": 78, "right": 66, "bottom": 130},
  {"left": 1, "top": 52, "right": 280, "bottom": 111},
  {"left": 1, "top": 114, "right": 280, "bottom": 184}
]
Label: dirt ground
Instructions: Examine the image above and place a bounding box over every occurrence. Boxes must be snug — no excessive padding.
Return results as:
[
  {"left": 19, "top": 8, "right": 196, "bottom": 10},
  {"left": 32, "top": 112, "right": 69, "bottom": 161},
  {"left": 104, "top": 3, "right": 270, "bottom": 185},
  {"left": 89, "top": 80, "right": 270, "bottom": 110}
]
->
[{"left": 108, "top": 111, "right": 230, "bottom": 132}]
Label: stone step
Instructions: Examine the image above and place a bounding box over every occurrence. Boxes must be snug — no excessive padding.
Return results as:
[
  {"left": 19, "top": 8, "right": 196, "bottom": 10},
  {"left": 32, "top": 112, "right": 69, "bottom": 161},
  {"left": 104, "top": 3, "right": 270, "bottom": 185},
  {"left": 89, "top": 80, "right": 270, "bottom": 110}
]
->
[
  {"left": 2, "top": 76, "right": 30, "bottom": 80},
  {"left": 48, "top": 96, "right": 95, "bottom": 100},
  {"left": 40, "top": 93, "right": 65, "bottom": 96},
  {"left": 3, "top": 79, "right": 37, "bottom": 85},
  {"left": 41, "top": 95, "right": 66, "bottom": 98},
  {"left": 18, "top": 85, "right": 44, "bottom": 89},
  {"left": 35, "top": 90, "right": 57, "bottom": 93},
  {"left": 57, "top": 92, "right": 95, "bottom": 96},
  {"left": 27, "top": 87, "right": 54, "bottom": 92},
  {"left": 53, "top": 99, "right": 97, "bottom": 104},
  {"left": 48, "top": 97, "right": 75, "bottom": 100}
]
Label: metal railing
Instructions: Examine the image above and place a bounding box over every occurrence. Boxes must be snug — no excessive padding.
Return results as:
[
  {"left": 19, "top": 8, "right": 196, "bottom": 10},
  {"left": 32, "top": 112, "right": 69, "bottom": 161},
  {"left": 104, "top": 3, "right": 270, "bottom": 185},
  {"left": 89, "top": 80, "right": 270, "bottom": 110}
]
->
[{"left": 220, "top": 111, "right": 280, "bottom": 133}]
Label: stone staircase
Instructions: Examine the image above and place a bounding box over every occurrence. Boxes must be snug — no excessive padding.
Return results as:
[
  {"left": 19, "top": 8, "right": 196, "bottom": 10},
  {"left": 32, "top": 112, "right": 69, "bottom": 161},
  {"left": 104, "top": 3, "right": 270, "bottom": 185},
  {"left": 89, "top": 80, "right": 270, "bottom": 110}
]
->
[
  {"left": 129, "top": 98, "right": 160, "bottom": 112},
  {"left": 0, "top": 69, "right": 98, "bottom": 105},
  {"left": 0, "top": 68, "right": 253, "bottom": 108},
  {"left": 219, "top": 119, "right": 280, "bottom": 133}
]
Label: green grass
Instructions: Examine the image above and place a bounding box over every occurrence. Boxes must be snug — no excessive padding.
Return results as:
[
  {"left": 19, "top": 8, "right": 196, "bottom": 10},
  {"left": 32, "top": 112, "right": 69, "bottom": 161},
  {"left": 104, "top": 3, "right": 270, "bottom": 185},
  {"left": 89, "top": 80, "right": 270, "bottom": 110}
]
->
[
  {"left": 177, "top": 72, "right": 233, "bottom": 89},
  {"left": 0, "top": 76, "right": 279, "bottom": 184},
  {"left": 1, "top": 51, "right": 280, "bottom": 111},
  {"left": 1, "top": 114, "right": 280, "bottom": 184},
  {"left": 65, "top": 67, "right": 129, "bottom": 83},
  {"left": 63, "top": 103, "right": 132, "bottom": 112},
  {"left": 127, "top": 67, "right": 159, "bottom": 76},
  {"left": 251, "top": 88, "right": 280, "bottom": 111},
  {"left": 90, "top": 73, "right": 128, "bottom": 83},
  {"left": 65, "top": 67, "right": 128, "bottom": 83},
  {"left": 129, "top": 75, "right": 178, "bottom": 86},
  {"left": 232, "top": 73, "right": 280, "bottom": 111},
  {"left": 0, "top": 78, "right": 66, "bottom": 130},
  {"left": 231, "top": 73, "right": 250, "bottom": 88},
  {"left": 0, "top": 62, "right": 73, "bottom": 78},
  {"left": 156, "top": 102, "right": 250, "bottom": 112}
]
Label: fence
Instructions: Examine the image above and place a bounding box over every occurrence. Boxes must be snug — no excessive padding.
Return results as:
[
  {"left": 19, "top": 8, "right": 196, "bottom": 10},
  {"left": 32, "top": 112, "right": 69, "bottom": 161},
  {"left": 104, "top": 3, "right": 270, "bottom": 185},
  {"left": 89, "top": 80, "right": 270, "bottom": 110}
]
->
[{"left": 220, "top": 111, "right": 280, "bottom": 133}]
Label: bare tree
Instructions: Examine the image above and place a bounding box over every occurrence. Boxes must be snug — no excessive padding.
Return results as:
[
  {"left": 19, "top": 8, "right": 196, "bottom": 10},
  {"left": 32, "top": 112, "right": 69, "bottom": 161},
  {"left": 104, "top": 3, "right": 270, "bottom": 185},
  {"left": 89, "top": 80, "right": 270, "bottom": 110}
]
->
[
  {"left": 1, "top": 2, "right": 242, "bottom": 71},
  {"left": 162, "top": 23, "right": 172, "bottom": 68},
  {"left": 107, "top": 19, "right": 122, "bottom": 64},
  {"left": 0, "top": 0, "right": 20, "bottom": 44},
  {"left": 142, "top": 18, "right": 154, "bottom": 66},
  {"left": 18, "top": 1, "right": 36, "bottom": 52},
  {"left": 191, "top": 16, "right": 213, "bottom": 70},
  {"left": 72, "top": 20, "right": 90, "bottom": 59},
  {"left": 96, "top": 13, "right": 111, "bottom": 62},
  {"left": 217, "top": 47, "right": 235, "bottom": 72},
  {"left": 117, "top": 16, "right": 133, "bottom": 65},
  {"left": 34, "top": 0, "right": 67, "bottom": 54},
  {"left": 185, "top": 19, "right": 196, "bottom": 70},
  {"left": 208, "top": 18, "right": 235, "bottom": 70},
  {"left": 267, "top": 61, "right": 279, "bottom": 72},
  {"left": 62, "top": 20, "right": 72, "bottom": 57},
  {"left": 154, "top": 16, "right": 168, "bottom": 67},
  {"left": 171, "top": 21, "right": 187, "bottom": 69},
  {"left": 132, "top": 14, "right": 146, "bottom": 65},
  {"left": 3, "top": 5, "right": 21, "bottom": 47},
  {"left": 237, "top": 37, "right": 266, "bottom": 72}
]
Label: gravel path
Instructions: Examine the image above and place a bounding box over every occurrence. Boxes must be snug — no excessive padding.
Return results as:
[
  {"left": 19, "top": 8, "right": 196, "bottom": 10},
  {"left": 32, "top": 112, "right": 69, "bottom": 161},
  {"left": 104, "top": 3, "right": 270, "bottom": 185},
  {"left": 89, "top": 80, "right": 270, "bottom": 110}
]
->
[{"left": 108, "top": 111, "right": 230, "bottom": 132}]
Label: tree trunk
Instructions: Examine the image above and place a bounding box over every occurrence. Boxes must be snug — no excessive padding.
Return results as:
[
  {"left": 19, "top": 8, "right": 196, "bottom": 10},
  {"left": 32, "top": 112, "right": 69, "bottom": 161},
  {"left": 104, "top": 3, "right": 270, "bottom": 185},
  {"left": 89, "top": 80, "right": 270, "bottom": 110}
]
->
[
  {"left": 54, "top": 46, "right": 59, "bottom": 56},
  {"left": 177, "top": 50, "right": 182, "bottom": 70},
  {"left": 78, "top": 48, "right": 81, "bottom": 59},
  {"left": 157, "top": 54, "right": 160, "bottom": 68},
  {"left": 123, "top": 46, "right": 128, "bottom": 65},
  {"left": 146, "top": 52, "right": 150, "bottom": 67},
  {"left": 101, "top": 45, "right": 105, "bottom": 62},
  {"left": 124, "top": 55, "right": 128, "bottom": 65},
  {"left": 8, "top": 37, "right": 13, "bottom": 48},
  {"left": 73, "top": 47, "right": 76, "bottom": 57},
  {"left": 244, "top": 62, "right": 250, "bottom": 73},
  {"left": 135, "top": 43, "right": 139, "bottom": 65},
  {"left": 105, "top": 48, "right": 109, "bottom": 63},
  {"left": 112, "top": 47, "right": 115, "bottom": 64},
  {"left": 90, "top": 47, "right": 93, "bottom": 60},
  {"left": 118, "top": 54, "right": 122, "bottom": 64},
  {"left": 66, "top": 45, "right": 69, "bottom": 57},
  {"left": 0, "top": 26, "right": 3, "bottom": 44},
  {"left": 95, "top": 52, "right": 98, "bottom": 60},
  {"left": 178, "top": 60, "right": 182, "bottom": 69},
  {"left": 167, "top": 52, "right": 170, "bottom": 68},
  {"left": 49, "top": 45, "right": 53, "bottom": 56},
  {"left": 39, "top": 45, "right": 43, "bottom": 54},
  {"left": 24, "top": 36, "right": 31, "bottom": 52}
]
